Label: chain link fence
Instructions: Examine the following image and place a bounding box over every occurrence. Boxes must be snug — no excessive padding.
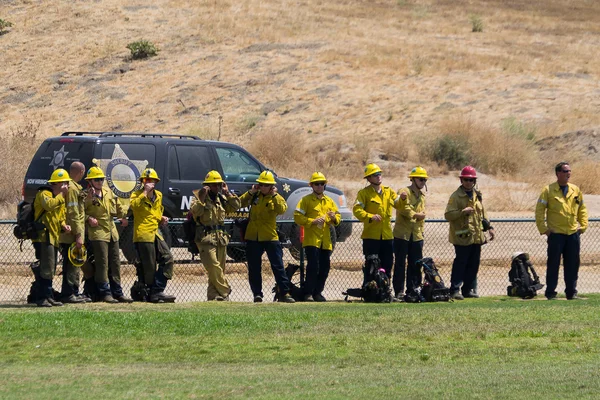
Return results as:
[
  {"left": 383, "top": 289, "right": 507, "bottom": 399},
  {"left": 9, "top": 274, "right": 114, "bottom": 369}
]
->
[{"left": 1, "top": 219, "right": 599, "bottom": 303}]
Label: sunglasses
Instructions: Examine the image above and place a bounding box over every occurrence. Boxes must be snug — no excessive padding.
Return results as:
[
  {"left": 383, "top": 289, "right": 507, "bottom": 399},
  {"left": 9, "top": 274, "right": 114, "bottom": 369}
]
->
[
  {"left": 312, "top": 182, "right": 326, "bottom": 186},
  {"left": 92, "top": 178, "right": 104, "bottom": 182},
  {"left": 370, "top": 173, "right": 382, "bottom": 177},
  {"left": 462, "top": 178, "right": 476, "bottom": 182},
  {"left": 258, "top": 183, "right": 272, "bottom": 187},
  {"left": 416, "top": 178, "right": 427, "bottom": 182}
]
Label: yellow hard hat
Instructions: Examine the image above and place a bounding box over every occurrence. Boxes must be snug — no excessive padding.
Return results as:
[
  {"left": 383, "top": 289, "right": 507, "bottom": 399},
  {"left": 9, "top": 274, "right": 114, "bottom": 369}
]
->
[
  {"left": 48, "top": 169, "right": 71, "bottom": 183},
  {"left": 85, "top": 166, "right": 106, "bottom": 180},
  {"left": 203, "top": 170, "right": 224, "bottom": 184},
  {"left": 363, "top": 163, "right": 382, "bottom": 178},
  {"left": 256, "top": 171, "right": 276, "bottom": 185},
  {"left": 309, "top": 172, "right": 327, "bottom": 184},
  {"left": 68, "top": 243, "right": 87, "bottom": 268},
  {"left": 139, "top": 168, "right": 160, "bottom": 182},
  {"left": 409, "top": 166, "right": 428, "bottom": 179}
]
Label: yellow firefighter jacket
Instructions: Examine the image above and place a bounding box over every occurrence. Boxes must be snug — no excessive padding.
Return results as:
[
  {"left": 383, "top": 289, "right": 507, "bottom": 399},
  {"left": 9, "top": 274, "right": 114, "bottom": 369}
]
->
[
  {"left": 294, "top": 193, "right": 341, "bottom": 250},
  {"left": 535, "top": 182, "right": 588, "bottom": 235},
  {"left": 84, "top": 187, "right": 126, "bottom": 242},
  {"left": 239, "top": 191, "right": 287, "bottom": 241},
  {"left": 59, "top": 180, "right": 85, "bottom": 245},
  {"left": 130, "top": 189, "right": 165, "bottom": 243},
  {"left": 444, "top": 186, "right": 488, "bottom": 246},
  {"left": 33, "top": 189, "right": 66, "bottom": 247},
  {"left": 393, "top": 186, "right": 425, "bottom": 241},
  {"left": 353, "top": 185, "right": 399, "bottom": 240}
]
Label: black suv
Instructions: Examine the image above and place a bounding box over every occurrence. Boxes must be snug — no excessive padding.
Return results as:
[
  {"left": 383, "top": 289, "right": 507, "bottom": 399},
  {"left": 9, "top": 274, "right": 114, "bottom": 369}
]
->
[{"left": 22, "top": 132, "right": 353, "bottom": 261}]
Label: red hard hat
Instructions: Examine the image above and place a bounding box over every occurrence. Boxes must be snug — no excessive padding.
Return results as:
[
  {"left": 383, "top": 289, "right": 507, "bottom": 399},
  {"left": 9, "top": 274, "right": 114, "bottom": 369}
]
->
[{"left": 459, "top": 166, "right": 477, "bottom": 179}]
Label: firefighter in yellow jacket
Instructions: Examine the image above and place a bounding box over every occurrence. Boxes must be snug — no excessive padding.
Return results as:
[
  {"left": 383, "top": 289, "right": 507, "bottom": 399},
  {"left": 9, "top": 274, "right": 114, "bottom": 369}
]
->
[
  {"left": 32, "top": 169, "right": 71, "bottom": 307},
  {"left": 444, "top": 166, "right": 495, "bottom": 300},
  {"left": 83, "top": 167, "right": 132, "bottom": 303},
  {"left": 239, "top": 171, "right": 295, "bottom": 303},
  {"left": 294, "top": 172, "right": 341, "bottom": 302},
  {"left": 393, "top": 166, "right": 427, "bottom": 300},
  {"left": 535, "top": 162, "right": 588, "bottom": 300},
  {"left": 353, "top": 163, "right": 399, "bottom": 277},
  {"left": 58, "top": 161, "right": 87, "bottom": 303},
  {"left": 190, "top": 171, "right": 241, "bottom": 301},
  {"left": 130, "top": 168, "right": 175, "bottom": 303}
]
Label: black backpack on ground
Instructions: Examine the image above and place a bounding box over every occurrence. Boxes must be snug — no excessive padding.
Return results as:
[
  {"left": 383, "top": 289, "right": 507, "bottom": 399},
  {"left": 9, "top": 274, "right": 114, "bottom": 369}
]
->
[
  {"left": 419, "top": 257, "right": 452, "bottom": 302},
  {"left": 14, "top": 187, "right": 51, "bottom": 248},
  {"left": 182, "top": 211, "right": 199, "bottom": 255},
  {"left": 272, "top": 263, "right": 305, "bottom": 302},
  {"left": 344, "top": 255, "right": 392, "bottom": 303},
  {"left": 507, "top": 253, "right": 544, "bottom": 299}
]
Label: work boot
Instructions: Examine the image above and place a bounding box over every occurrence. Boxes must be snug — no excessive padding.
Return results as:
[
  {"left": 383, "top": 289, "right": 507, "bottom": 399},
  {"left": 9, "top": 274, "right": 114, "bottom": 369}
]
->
[
  {"left": 303, "top": 294, "right": 314, "bottom": 302},
  {"left": 451, "top": 291, "right": 464, "bottom": 301},
  {"left": 214, "top": 295, "right": 230, "bottom": 301},
  {"left": 114, "top": 295, "right": 134, "bottom": 303},
  {"left": 464, "top": 290, "right": 480, "bottom": 299},
  {"left": 78, "top": 294, "right": 93, "bottom": 303},
  {"left": 282, "top": 293, "right": 296, "bottom": 303},
  {"left": 99, "top": 295, "right": 119, "bottom": 304},
  {"left": 149, "top": 291, "right": 176, "bottom": 303},
  {"left": 314, "top": 293, "right": 327, "bottom": 302},
  {"left": 60, "top": 294, "right": 86, "bottom": 304},
  {"left": 47, "top": 298, "right": 64, "bottom": 307},
  {"left": 253, "top": 295, "right": 263, "bottom": 303},
  {"left": 36, "top": 298, "right": 52, "bottom": 308},
  {"left": 392, "top": 293, "right": 403, "bottom": 303}
]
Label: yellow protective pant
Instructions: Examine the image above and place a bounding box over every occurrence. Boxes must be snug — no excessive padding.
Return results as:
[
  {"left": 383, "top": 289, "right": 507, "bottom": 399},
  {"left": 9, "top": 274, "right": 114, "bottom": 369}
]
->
[{"left": 196, "top": 241, "right": 231, "bottom": 300}]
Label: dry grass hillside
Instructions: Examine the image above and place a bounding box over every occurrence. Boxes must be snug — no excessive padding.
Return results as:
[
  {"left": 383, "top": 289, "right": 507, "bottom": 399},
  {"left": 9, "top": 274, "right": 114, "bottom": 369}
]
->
[{"left": 2, "top": 0, "right": 600, "bottom": 216}]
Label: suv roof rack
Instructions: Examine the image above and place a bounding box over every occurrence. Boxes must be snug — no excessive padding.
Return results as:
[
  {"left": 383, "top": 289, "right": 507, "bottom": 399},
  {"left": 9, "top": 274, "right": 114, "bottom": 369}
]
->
[{"left": 61, "top": 132, "right": 201, "bottom": 140}]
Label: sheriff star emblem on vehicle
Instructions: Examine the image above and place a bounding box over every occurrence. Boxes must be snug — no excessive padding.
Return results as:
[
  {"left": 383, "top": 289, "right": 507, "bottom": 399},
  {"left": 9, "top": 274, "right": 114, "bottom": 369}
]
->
[
  {"left": 93, "top": 144, "right": 148, "bottom": 198},
  {"left": 49, "top": 145, "right": 69, "bottom": 170},
  {"left": 282, "top": 183, "right": 291, "bottom": 193}
]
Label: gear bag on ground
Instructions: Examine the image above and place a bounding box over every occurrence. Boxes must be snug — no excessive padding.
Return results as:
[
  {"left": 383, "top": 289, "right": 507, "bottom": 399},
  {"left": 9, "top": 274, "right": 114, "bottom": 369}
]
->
[
  {"left": 343, "top": 255, "right": 392, "bottom": 303},
  {"left": 507, "top": 252, "right": 544, "bottom": 299}
]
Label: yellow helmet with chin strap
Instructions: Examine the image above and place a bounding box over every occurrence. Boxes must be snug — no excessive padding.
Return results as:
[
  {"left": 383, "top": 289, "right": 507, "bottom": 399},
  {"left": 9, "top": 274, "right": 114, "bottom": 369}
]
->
[
  {"left": 203, "top": 170, "right": 224, "bottom": 184},
  {"left": 409, "top": 166, "right": 428, "bottom": 179},
  {"left": 363, "top": 163, "right": 382, "bottom": 178},
  {"left": 68, "top": 243, "right": 87, "bottom": 268},
  {"left": 256, "top": 171, "right": 276, "bottom": 185},
  {"left": 86, "top": 166, "right": 106, "bottom": 180},
  {"left": 48, "top": 169, "right": 71, "bottom": 183},
  {"left": 139, "top": 168, "right": 160, "bottom": 182},
  {"left": 309, "top": 172, "right": 327, "bottom": 184}
]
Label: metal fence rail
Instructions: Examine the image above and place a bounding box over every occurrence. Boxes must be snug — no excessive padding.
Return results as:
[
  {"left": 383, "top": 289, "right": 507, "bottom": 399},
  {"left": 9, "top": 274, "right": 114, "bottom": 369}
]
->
[{"left": 1, "top": 219, "right": 599, "bottom": 303}]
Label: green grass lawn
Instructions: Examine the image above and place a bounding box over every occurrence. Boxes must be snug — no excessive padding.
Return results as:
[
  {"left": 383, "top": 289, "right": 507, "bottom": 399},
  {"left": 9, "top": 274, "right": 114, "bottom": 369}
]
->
[{"left": 1, "top": 296, "right": 599, "bottom": 399}]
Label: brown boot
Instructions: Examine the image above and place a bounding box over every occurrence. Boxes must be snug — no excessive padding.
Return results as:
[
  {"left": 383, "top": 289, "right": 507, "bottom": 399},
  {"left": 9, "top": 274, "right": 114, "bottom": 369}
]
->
[
  {"left": 114, "top": 295, "right": 134, "bottom": 303},
  {"left": 99, "top": 294, "right": 119, "bottom": 304}
]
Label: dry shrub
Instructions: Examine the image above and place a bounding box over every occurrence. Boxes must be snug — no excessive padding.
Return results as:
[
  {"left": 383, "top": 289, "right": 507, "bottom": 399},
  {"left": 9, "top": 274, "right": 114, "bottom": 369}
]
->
[
  {"left": 246, "top": 129, "right": 308, "bottom": 176},
  {"left": 420, "top": 119, "right": 539, "bottom": 178},
  {"left": 485, "top": 183, "right": 539, "bottom": 212},
  {"left": 571, "top": 160, "right": 600, "bottom": 195},
  {"left": 0, "top": 119, "right": 41, "bottom": 212}
]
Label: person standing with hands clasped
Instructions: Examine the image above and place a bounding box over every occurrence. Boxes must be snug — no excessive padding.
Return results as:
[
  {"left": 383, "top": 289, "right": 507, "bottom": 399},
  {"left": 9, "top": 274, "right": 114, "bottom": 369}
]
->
[
  {"left": 445, "top": 166, "right": 495, "bottom": 300},
  {"left": 130, "top": 168, "right": 176, "bottom": 303},
  {"left": 353, "top": 163, "right": 399, "bottom": 279},
  {"left": 190, "top": 171, "right": 241, "bottom": 301},
  {"left": 240, "top": 171, "right": 295, "bottom": 303},
  {"left": 294, "top": 172, "right": 341, "bottom": 302},
  {"left": 393, "top": 166, "right": 427, "bottom": 301},
  {"left": 535, "top": 162, "right": 588, "bottom": 300}
]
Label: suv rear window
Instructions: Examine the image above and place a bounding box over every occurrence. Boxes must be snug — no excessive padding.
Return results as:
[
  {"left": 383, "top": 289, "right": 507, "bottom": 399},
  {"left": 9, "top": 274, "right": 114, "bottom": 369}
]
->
[
  {"left": 215, "top": 147, "right": 262, "bottom": 182},
  {"left": 26, "top": 140, "right": 94, "bottom": 182}
]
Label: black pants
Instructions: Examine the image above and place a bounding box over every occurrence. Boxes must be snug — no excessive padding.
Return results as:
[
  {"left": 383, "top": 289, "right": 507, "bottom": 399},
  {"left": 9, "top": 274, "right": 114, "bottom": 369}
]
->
[
  {"left": 246, "top": 240, "right": 290, "bottom": 297},
  {"left": 546, "top": 232, "right": 580, "bottom": 298},
  {"left": 362, "top": 239, "right": 394, "bottom": 277},
  {"left": 304, "top": 246, "right": 332, "bottom": 297},
  {"left": 393, "top": 237, "right": 423, "bottom": 295},
  {"left": 135, "top": 237, "right": 174, "bottom": 291},
  {"left": 450, "top": 244, "right": 481, "bottom": 295}
]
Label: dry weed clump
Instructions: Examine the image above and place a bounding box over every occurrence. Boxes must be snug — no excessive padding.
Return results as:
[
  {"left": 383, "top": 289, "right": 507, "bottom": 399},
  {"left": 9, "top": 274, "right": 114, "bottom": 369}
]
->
[
  {"left": 246, "top": 130, "right": 308, "bottom": 176},
  {"left": 485, "top": 183, "right": 539, "bottom": 213},
  {"left": 419, "top": 119, "right": 539, "bottom": 178},
  {"left": 571, "top": 161, "right": 600, "bottom": 195},
  {"left": 0, "top": 120, "right": 41, "bottom": 209}
]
